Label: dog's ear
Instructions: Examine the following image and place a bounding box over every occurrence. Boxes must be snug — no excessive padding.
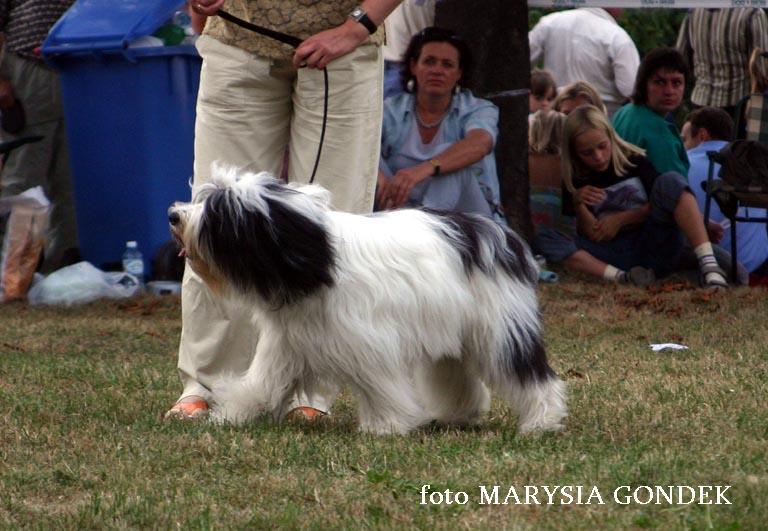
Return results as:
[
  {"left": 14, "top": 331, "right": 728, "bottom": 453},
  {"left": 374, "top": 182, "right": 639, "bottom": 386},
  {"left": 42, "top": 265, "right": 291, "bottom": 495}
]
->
[
  {"left": 198, "top": 185, "right": 336, "bottom": 306},
  {"left": 285, "top": 182, "right": 332, "bottom": 210}
]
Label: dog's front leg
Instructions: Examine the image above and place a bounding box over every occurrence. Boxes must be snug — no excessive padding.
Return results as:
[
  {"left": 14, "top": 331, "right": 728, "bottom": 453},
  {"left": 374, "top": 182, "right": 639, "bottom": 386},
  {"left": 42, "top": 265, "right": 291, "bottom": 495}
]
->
[{"left": 211, "top": 331, "right": 302, "bottom": 425}]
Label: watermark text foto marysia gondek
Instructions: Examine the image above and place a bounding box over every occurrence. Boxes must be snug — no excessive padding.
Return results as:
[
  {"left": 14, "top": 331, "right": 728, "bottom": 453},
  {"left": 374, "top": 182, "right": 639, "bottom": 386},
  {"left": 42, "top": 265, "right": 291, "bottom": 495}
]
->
[{"left": 419, "top": 484, "right": 732, "bottom": 506}]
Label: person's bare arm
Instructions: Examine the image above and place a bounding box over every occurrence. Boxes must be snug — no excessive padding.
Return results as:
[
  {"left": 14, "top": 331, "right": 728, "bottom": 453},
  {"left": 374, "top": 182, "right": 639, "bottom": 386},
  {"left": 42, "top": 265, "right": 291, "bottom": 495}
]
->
[
  {"left": 591, "top": 204, "right": 651, "bottom": 242},
  {"left": 574, "top": 203, "right": 600, "bottom": 240},
  {"left": 293, "top": 0, "right": 403, "bottom": 69},
  {"left": 378, "top": 129, "right": 493, "bottom": 209}
]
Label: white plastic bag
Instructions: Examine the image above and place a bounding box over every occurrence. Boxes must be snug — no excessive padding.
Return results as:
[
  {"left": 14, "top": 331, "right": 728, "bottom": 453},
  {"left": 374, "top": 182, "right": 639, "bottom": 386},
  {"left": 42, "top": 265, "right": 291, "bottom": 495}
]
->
[{"left": 27, "top": 261, "right": 140, "bottom": 306}]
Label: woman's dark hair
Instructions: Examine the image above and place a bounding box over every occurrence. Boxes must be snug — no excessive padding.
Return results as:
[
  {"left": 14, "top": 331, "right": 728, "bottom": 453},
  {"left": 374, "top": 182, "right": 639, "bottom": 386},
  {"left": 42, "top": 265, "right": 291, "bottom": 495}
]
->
[
  {"left": 632, "top": 47, "right": 690, "bottom": 105},
  {"left": 399, "top": 26, "right": 473, "bottom": 92}
]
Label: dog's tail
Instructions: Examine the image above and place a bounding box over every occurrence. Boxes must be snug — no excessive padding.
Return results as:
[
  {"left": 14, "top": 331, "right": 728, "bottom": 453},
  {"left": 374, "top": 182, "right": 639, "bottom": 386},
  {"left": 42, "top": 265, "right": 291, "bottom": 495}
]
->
[
  {"left": 494, "top": 324, "right": 567, "bottom": 433},
  {"left": 432, "top": 211, "right": 548, "bottom": 380},
  {"left": 496, "top": 313, "right": 567, "bottom": 433},
  {"left": 433, "top": 212, "right": 567, "bottom": 431}
]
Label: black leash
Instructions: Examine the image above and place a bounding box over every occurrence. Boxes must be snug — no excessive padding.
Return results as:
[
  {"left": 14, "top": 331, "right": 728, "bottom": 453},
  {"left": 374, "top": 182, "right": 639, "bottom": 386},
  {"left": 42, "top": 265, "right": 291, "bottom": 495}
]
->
[
  {"left": 217, "top": 9, "right": 328, "bottom": 184},
  {"left": 217, "top": 10, "right": 302, "bottom": 47}
]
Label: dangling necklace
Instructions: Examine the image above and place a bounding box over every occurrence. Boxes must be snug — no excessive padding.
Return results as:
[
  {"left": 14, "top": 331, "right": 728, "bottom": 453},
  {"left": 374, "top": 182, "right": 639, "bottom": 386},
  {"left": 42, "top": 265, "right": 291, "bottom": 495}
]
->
[{"left": 415, "top": 106, "right": 449, "bottom": 129}]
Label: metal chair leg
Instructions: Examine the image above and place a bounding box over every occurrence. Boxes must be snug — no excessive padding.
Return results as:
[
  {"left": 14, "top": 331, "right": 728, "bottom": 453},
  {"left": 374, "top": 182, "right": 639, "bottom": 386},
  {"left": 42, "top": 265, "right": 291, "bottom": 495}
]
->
[{"left": 730, "top": 218, "right": 738, "bottom": 283}]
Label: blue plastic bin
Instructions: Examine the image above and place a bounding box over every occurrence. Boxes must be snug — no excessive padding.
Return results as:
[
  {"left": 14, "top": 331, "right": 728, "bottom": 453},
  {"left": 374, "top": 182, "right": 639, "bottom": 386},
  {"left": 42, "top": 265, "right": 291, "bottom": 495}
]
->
[{"left": 42, "top": 0, "right": 199, "bottom": 276}]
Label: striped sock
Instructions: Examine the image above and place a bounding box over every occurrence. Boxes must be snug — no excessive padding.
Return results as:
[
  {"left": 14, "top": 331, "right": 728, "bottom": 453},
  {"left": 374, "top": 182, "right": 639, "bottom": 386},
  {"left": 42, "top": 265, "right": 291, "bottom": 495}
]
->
[{"left": 694, "top": 242, "right": 727, "bottom": 287}]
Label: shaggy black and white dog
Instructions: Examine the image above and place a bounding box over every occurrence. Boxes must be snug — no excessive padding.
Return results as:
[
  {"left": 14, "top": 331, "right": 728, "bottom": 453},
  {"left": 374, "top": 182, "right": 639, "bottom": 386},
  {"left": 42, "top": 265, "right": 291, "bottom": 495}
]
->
[{"left": 169, "top": 166, "right": 567, "bottom": 435}]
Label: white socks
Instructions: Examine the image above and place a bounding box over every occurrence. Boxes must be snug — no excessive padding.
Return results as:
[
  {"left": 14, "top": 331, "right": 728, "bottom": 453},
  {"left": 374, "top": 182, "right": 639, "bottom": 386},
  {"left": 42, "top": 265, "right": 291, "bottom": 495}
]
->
[
  {"left": 603, "top": 264, "right": 627, "bottom": 282},
  {"left": 603, "top": 264, "right": 655, "bottom": 286}
]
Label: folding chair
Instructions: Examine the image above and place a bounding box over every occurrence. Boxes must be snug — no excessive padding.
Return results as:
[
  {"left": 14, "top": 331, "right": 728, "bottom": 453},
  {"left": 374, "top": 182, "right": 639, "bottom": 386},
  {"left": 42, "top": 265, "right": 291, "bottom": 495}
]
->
[{"left": 703, "top": 141, "right": 768, "bottom": 282}]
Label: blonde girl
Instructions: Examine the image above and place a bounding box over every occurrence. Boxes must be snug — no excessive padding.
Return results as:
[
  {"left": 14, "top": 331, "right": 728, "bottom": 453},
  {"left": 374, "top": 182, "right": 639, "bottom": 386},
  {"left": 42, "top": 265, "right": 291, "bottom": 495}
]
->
[{"left": 535, "top": 105, "right": 728, "bottom": 288}]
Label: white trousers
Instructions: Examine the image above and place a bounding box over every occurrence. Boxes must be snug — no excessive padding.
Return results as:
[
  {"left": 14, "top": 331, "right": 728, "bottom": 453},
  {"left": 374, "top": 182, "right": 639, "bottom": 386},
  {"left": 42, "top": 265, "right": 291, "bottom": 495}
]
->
[{"left": 177, "top": 36, "right": 383, "bottom": 408}]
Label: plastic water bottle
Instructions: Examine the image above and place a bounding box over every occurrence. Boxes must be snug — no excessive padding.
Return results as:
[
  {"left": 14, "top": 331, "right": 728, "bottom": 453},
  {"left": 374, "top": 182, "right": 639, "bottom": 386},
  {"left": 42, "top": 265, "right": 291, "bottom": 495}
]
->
[
  {"left": 172, "top": 10, "right": 193, "bottom": 35},
  {"left": 122, "top": 241, "right": 145, "bottom": 284}
]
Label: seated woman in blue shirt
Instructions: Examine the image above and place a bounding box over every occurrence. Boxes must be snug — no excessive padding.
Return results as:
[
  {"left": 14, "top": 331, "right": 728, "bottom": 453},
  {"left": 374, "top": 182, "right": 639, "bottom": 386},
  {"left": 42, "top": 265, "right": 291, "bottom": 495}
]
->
[{"left": 377, "top": 27, "right": 504, "bottom": 222}]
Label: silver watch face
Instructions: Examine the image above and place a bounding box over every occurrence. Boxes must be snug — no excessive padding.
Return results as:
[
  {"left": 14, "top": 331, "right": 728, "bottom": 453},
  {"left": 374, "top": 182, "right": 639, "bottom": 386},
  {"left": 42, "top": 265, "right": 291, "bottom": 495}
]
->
[{"left": 350, "top": 7, "right": 365, "bottom": 21}]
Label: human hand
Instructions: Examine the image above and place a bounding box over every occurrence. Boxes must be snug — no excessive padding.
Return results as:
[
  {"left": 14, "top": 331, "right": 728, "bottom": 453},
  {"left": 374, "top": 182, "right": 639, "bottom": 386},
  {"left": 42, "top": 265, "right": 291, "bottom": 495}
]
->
[
  {"left": 189, "top": 0, "right": 225, "bottom": 16},
  {"left": 0, "top": 78, "right": 15, "bottom": 109},
  {"left": 375, "top": 172, "right": 391, "bottom": 210},
  {"left": 377, "top": 164, "right": 432, "bottom": 209},
  {"left": 592, "top": 213, "right": 623, "bottom": 242},
  {"left": 574, "top": 185, "right": 606, "bottom": 207},
  {"left": 707, "top": 220, "right": 725, "bottom": 244},
  {"left": 293, "top": 19, "right": 369, "bottom": 69}
]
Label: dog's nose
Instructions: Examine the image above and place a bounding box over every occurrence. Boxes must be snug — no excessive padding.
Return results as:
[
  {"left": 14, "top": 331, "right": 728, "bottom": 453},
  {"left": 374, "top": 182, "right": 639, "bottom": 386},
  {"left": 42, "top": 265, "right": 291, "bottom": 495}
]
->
[{"left": 168, "top": 208, "right": 180, "bottom": 226}]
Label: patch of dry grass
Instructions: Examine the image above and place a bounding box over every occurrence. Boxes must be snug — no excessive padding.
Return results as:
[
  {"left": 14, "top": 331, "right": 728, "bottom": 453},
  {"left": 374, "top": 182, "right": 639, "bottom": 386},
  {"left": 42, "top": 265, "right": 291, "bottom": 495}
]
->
[{"left": 1, "top": 280, "right": 766, "bottom": 529}]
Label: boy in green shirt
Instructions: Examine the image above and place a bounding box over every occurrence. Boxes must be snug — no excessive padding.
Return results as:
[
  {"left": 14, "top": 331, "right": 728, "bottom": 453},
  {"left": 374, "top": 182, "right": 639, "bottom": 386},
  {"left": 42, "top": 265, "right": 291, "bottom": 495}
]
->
[{"left": 613, "top": 48, "right": 690, "bottom": 177}]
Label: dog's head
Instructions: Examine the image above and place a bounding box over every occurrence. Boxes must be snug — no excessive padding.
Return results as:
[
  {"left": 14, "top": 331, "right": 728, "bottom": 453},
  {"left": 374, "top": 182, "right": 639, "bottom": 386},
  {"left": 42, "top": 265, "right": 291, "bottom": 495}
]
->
[{"left": 169, "top": 165, "right": 336, "bottom": 305}]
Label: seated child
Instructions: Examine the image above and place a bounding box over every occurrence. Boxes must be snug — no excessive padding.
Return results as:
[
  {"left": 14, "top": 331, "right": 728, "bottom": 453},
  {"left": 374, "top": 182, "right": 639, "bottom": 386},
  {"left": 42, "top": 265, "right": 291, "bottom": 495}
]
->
[
  {"left": 554, "top": 81, "right": 607, "bottom": 115},
  {"left": 528, "top": 109, "right": 574, "bottom": 236},
  {"left": 536, "top": 105, "right": 728, "bottom": 288},
  {"left": 530, "top": 69, "right": 557, "bottom": 114}
]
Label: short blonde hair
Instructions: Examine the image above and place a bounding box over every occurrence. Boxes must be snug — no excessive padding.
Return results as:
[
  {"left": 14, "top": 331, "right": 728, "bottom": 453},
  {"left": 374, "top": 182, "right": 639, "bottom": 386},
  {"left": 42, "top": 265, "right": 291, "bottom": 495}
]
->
[
  {"left": 529, "top": 110, "right": 566, "bottom": 155},
  {"left": 749, "top": 47, "right": 768, "bottom": 93},
  {"left": 561, "top": 105, "right": 645, "bottom": 192},
  {"left": 553, "top": 81, "right": 607, "bottom": 115}
]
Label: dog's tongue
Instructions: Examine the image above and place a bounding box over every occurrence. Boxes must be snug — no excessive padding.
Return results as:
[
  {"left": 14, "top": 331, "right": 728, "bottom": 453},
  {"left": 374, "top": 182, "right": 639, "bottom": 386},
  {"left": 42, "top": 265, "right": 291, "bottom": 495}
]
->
[{"left": 178, "top": 248, "right": 187, "bottom": 258}]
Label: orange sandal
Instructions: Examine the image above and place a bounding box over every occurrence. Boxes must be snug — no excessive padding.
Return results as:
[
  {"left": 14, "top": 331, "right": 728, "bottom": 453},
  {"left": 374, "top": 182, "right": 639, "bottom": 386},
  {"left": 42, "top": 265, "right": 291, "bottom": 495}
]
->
[
  {"left": 285, "top": 406, "right": 327, "bottom": 422},
  {"left": 164, "top": 399, "right": 209, "bottom": 420}
]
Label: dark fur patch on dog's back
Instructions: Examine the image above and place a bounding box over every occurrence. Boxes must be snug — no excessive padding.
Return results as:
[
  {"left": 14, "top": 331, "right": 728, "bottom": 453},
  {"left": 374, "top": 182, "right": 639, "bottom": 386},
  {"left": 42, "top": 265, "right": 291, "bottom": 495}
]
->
[
  {"left": 429, "top": 210, "right": 536, "bottom": 283},
  {"left": 200, "top": 187, "right": 335, "bottom": 306}
]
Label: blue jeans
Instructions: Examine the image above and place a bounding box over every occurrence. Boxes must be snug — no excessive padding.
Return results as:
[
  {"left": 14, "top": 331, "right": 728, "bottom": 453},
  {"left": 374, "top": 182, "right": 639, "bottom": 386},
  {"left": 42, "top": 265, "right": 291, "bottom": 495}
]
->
[{"left": 535, "top": 172, "right": 689, "bottom": 277}]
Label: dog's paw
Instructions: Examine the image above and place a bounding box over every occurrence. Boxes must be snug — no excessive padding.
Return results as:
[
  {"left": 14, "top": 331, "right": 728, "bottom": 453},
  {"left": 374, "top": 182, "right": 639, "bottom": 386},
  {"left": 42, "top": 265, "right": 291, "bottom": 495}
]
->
[{"left": 210, "top": 373, "right": 269, "bottom": 425}]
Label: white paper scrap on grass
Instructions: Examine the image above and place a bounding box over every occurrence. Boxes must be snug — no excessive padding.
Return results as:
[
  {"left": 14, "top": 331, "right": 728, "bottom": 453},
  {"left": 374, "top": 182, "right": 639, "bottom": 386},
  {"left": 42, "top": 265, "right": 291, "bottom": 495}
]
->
[
  {"left": 528, "top": 1, "right": 764, "bottom": 8},
  {"left": 649, "top": 343, "right": 690, "bottom": 352}
]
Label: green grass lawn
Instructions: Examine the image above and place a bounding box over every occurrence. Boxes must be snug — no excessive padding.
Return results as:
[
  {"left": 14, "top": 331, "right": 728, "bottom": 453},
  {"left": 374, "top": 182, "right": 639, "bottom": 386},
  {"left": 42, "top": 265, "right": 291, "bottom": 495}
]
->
[{"left": 1, "top": 279, "right": 766, "bottom": 529}]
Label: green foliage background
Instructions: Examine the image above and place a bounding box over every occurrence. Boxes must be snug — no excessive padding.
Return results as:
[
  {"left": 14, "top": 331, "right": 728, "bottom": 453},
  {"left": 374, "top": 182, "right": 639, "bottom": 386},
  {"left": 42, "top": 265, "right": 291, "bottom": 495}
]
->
[{"left": 529, "top": 9, "right": 688, "bottom": 57}]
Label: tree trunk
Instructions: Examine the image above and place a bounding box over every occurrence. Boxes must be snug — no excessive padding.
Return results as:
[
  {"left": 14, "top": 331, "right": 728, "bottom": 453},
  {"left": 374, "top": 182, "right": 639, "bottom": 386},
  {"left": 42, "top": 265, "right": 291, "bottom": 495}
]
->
[{"left": 435, "top": 0, "right": 532, "bottom": 241}]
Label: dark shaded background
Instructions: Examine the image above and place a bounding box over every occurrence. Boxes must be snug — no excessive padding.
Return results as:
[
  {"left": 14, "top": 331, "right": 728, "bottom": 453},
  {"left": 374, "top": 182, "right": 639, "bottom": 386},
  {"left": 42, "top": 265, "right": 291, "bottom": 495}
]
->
[{"left": 436, "top": 0, "right": 532, "bottom": 240}]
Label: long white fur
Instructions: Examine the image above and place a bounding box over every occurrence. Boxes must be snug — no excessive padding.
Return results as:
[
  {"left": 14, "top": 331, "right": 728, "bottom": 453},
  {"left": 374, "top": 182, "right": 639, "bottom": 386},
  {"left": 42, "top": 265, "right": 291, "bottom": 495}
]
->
[{"left": 181, "top": 167, "right": 567, "bottom": 435}]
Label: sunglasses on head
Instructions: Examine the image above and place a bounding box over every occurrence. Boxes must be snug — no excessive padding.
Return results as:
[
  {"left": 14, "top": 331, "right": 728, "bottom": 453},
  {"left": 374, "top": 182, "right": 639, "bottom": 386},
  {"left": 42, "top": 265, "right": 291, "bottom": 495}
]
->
[{"left": 417, "top": 27, "right": 461, "bottom": 42}]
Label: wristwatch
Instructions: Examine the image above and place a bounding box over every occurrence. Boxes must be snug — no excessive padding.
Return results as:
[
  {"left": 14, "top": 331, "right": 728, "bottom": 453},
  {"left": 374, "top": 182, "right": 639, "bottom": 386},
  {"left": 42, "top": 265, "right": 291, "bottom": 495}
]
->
[
  {"left": 429, "top": 158, "right": 441, "bottom": 176},
  {"left": 348, "top": 6, "right": 377, "bottom": 35}
]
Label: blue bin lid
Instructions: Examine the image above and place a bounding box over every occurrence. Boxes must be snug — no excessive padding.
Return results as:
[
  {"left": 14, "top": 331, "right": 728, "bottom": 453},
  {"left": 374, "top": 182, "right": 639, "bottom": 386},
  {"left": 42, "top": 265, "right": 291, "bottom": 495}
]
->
[{"left": 42, "top": 0, "right": 187, "bottom": 55}]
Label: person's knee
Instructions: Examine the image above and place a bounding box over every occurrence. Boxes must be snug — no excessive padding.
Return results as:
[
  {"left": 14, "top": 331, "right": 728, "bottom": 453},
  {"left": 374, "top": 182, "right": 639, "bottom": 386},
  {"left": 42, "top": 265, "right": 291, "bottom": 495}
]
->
[
  {"left": 649, "top": 172, "right": 691, "bottom": 220},
  {"left": 651, "top": 172, "right": 689, "bottom": 204},
  {"left": 534, "top": 229, "right": 577, "bottom": 263}
]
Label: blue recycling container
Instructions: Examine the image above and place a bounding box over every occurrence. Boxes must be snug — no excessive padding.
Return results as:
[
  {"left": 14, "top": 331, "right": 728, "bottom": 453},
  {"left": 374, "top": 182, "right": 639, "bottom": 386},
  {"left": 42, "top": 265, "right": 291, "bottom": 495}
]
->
[{"left": 42, "top": 0, "right": 200, "bottom": 276}]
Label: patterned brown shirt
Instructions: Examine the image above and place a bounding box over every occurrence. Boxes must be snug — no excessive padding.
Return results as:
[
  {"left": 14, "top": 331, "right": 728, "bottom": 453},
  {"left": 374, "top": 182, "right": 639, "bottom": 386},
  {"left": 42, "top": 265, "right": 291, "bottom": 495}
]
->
[
  {"left": 204, "top": 0, "right": 384, "bottom": 62},
  {"left": 0, "top": 0, "right": 74, "bottom": 60}
]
